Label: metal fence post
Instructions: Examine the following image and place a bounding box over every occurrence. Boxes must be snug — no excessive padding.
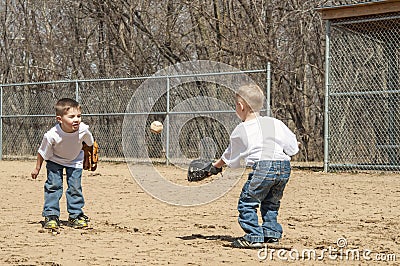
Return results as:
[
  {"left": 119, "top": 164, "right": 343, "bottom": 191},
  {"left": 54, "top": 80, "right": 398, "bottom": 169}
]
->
[
  {"left": 0, "top": 85, "right": 2, "bottom": 160},
  {"left": 75, "top": 81, "right": 79, "bottom": 102},
  {"left": 323, "top": 20, "right": 331, "bottom": 172},
  {"left": 266, "top": 62, "right": 271, "bottom": 117},
  {"left": 165, "top": 76, "right": 170, "bottom": 165}
]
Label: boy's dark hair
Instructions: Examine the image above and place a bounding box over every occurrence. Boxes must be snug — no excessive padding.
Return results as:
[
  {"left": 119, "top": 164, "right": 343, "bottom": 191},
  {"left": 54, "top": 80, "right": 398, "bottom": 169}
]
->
[{"left": 55, "top": 98, "right": 81, "bottom": 116}]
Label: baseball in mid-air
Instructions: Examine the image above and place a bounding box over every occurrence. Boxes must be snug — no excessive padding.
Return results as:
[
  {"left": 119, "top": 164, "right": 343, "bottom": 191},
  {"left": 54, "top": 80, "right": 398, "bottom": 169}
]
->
[{"left": 150, "top": 121, "right": 163, "bottom": 134}]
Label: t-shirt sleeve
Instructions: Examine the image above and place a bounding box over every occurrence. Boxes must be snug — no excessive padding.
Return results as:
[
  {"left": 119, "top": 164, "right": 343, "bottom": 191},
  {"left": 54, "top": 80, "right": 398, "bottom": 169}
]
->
[
  {"left": 280, "top": 121, "right": 299, "bottom": 156},
  {"left": 82, "top": 130, "right": 94, "bottom": 146},
  {"left": 221, "top": 126, "right": 247, "bottom": 168},
  {"left": 38, "top": 134, "right": 53, "bottom": 160}
]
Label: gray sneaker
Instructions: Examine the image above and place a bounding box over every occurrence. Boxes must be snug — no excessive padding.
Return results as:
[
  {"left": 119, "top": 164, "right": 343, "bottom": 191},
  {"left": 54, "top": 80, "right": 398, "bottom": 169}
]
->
[
  {"left": 264, "top": 237, "right": 279, "bottom": 244},
  {"left": 68, "top": 214, "right": 89, "bottom": 228},
  {"left": 44, "top": 216, "right": 60, "bottom": 229},
  {"left": 231, "top": 237, "right": 263, "bottom": 249}
]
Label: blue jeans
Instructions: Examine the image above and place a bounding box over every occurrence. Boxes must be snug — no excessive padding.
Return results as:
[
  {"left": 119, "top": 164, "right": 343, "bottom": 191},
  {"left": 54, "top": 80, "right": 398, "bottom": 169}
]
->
[
  {"left": 42, "top": 161, "right": 85, "bottom": 219},
  {"left": 237, "top": 160, "right": 291, "bottom": 243}
]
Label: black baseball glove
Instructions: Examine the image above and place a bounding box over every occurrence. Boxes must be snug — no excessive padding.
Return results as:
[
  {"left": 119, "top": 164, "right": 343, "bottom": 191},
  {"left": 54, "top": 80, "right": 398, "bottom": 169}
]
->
[{"left": 187, "top": 159, "right": 222, "bottom": 182}]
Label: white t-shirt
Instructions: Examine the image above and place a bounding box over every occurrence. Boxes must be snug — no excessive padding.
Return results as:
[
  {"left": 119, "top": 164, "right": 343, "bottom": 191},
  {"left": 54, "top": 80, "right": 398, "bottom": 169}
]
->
[
  {"left": 38, "top": 122, "right": 94, "bottom": 168},
  {"left": 221, "top": 116, "right": 299, "bottom": 168}
]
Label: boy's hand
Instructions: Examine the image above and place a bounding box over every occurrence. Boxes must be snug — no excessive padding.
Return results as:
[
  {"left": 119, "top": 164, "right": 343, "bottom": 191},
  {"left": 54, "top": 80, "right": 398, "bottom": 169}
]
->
[
  {"left": 32, "top": 153, "right": 44, "bottom": 179},
  {"left": 31, "top": 168, "right": 40, "bottom": 179},
  {"left": 210, "top": 165, "right": 222, "bottom": 175}
]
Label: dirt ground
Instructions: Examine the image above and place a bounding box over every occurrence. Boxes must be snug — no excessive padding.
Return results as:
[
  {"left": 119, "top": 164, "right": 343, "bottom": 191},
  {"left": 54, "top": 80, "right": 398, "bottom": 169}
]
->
[{"left": 0, "top": 160, "right": 399, "bottom": 266}]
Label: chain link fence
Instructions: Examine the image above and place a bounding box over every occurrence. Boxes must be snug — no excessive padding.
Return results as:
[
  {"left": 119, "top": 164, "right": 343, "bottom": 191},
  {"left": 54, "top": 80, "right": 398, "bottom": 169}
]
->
[
  {"left": 326, "top": 13, "right": 400, "bottom": 171},
  {"left": 0, "top": 67, "right": 269, "bottom": 165}
]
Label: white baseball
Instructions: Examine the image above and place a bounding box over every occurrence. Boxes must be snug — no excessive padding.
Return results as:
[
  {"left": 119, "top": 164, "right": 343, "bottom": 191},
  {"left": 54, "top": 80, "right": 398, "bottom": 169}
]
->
[{"left": 150, "top": 121, "right": 163, "bottom": 134}]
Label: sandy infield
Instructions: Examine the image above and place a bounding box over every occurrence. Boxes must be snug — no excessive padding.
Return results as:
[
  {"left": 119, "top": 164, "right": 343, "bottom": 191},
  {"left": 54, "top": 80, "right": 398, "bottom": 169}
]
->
[{"left": 0, "top": 160, "right": 399, "bottom": 265}]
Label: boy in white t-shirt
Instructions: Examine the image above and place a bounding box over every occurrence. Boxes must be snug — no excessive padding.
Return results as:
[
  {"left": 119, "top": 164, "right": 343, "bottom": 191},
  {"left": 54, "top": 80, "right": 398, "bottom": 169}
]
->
[
  {"left": 212, "top": 84, "right": 299, "bottom": 249},
  {"left": 31, "top": 98, "right": 94, "bottom": 229}
]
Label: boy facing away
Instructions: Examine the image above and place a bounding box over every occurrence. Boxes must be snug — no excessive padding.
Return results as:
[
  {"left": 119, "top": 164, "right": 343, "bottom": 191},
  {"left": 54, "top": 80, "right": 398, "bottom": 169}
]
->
[
  {"left": 212, "top": 84, "right": 299, "bottom": 249},
  {"left": 31, "top": 98, "right": 94, "bottom": 229}
]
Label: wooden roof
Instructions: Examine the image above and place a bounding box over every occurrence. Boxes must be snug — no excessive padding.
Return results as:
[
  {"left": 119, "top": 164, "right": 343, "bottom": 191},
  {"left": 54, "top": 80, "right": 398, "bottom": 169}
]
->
[{"left": 317, "top": 0, "right": 400, "bottom": 20}]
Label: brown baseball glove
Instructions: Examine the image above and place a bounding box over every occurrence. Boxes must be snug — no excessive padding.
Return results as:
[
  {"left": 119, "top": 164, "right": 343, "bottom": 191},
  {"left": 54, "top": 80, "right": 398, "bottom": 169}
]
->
[{"left": 82, "top": 140, "right": 99, "bottom": 171}]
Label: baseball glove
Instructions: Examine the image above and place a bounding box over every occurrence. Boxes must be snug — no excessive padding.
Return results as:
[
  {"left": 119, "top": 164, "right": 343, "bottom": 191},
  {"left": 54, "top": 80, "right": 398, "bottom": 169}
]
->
[
  {"left": 82, "top": 140, "right": 99, "bottom": 171},
  {"left": 187, "top": 159, "right": 222, "bottom": 182}
]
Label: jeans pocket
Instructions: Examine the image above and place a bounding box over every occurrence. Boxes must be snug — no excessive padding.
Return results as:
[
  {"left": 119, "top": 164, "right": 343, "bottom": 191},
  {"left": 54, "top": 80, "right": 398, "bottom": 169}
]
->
[{"left": 248, "top": 176, "right": 275, "bottom": 201}]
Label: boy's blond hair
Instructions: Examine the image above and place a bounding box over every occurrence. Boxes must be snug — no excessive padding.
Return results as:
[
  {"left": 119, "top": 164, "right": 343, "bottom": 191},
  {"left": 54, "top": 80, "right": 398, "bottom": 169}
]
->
[
  {"left": 236, "top": 84, "right": 265, "bottom": 112},
  {"left": 55, "top": 98, "right": 81, "bottom": 116}
]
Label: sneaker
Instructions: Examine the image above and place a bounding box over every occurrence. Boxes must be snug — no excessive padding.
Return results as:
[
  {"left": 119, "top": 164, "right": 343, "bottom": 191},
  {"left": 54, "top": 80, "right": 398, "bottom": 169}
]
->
[
  {"left": 44, "top": 215, "right": 60, "bottom": 229},
  {"left": 68, "top": 214, "right": 89, "bottom": 228},
  {"left": 264, "top": 237, "right": 279, "bottom": 244},
  {"left": 231, "top": 237, "right": 263, "bottom": 249}
]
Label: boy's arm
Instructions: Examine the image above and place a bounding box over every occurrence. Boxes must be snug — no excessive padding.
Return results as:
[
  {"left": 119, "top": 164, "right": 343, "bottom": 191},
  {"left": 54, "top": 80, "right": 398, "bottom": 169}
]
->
[
  {"left": 31, "top": 153, "right": 44, "bottom": 179},
  {"left": 280, "top": 121, "right": 299, "bottom": 156},
  {"left": 83, "top": 130, "right": 95, "bottom": 146},
  {"left": 213, "top": 158, "right": 225, "bottom": 168}
]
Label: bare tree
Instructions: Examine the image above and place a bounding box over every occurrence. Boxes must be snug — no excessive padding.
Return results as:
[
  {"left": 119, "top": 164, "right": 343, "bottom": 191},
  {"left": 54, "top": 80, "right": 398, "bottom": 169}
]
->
[{"left": 0, "top": 0, "right": 371, "bottom": 161}]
